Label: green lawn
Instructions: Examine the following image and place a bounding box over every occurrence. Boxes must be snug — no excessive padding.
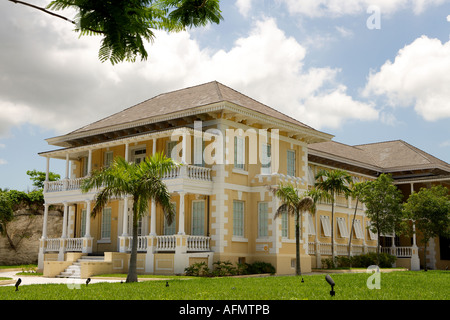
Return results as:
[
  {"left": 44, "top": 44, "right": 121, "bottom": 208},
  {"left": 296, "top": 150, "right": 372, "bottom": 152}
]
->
[{"left": 0, "top": 271, "right": 448, "bottom": 300}]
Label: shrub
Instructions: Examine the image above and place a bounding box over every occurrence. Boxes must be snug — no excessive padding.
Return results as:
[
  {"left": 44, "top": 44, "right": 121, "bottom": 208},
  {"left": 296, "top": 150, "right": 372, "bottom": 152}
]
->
[
  {"left": 321, "top": 253, "right": 396, "bottom": 269},
  {"left": 184, "top": 261, "right": 276, "bottom": 277}
]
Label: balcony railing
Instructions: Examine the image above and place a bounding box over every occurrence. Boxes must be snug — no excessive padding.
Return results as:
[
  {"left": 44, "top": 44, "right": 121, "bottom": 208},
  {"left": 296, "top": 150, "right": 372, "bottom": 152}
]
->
[{"left": 45, "top": 165, "right": 213, "bottom": 193}]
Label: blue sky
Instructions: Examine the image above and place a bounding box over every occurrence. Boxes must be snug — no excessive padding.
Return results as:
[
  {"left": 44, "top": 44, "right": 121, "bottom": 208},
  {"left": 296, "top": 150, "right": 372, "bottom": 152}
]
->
[{"left": 1, "top": 0, "right": 450, "bottom": 191}]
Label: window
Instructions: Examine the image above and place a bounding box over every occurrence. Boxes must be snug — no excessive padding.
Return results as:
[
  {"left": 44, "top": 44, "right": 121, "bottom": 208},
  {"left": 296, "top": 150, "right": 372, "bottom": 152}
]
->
[
  {"left": 234, "top": 136, "right": 245, "bottom": 170},
  {"left": 192, "top": 201, "right": 205, "bottom": 236},
  {"left": 167, "top": 140, "right": 181, "bottom": 162},
  {"left": 164, "top": 202, "right": 177, "bottom": 235},
  {"left": 101, "top": 208, "right": 112, "bottom": 239},
  {"left": 308, "top": 213, "right": 315, "bottom": 236},
  {"left": 258, "top": 202, "right": 269, "bottom": 238},
  {"left": 104, "top": 151, "right": 113, "bottom": 168},
  {"left": 287, "top": 150, "right": 296, "bottom": 177},
  {"left": 194, "top": 137, "right": 205, "bottom": 167},
  {"left": 133, "top": 148, "right": 146, "bottom": 164},
  {"left": 308, "top": 166, "right": 315, "bottom": 186},
  {"left": 261, "top": 143, "right": 271, "bottom": 174},
  {"left": 337, "top": 217, "right": 349, "bottom": 238},
  {"left": 233, "top": 200, "right": 244, "bottom": 237},
  {"left": 320, "top": 215, "right": 331, "bottom": 237},
  {"left": 80, "top": 209, "right": 86, "bottom": 237},
  {"left": 367, "top": 221, "right": 378, "bottom": 240},
  {"left": 353, "top": 220, "right": 364, "bottom": 239},
  {"left": 281, "top": 209, "right": 289, "bottom": 238},
  {"left": 82, "top": 156, "right": 89, "bottom": 177}
]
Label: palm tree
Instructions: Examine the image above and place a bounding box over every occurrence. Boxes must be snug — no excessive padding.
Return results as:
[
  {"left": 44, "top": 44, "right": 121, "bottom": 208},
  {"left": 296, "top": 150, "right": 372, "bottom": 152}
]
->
[
  {"left": 81, "top": 153, "right": 178, "bottom": 283},
  {"left": 347, "top": 181, "right": 367, "bottom": 267},
  {"left": 270, "top": 183, "right": 313, "bottom": 276},
  {"left": 314, "top": 169, "right": 352, "bottom": 265}
]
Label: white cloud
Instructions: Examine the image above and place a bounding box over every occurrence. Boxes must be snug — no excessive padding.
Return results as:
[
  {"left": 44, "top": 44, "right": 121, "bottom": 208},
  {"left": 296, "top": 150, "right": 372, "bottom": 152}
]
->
[
  {"left": 0, "top": 2, "right": 377, "bottom": 138},
  {"left": 364, "top": 36, "right": 450, "bottom": 121},
  {"left": 279, "top": 0, "right": 448, "bottom": 17},
  {"left": 0, "top": 159, "right": 7, "bottom": 165},
  {"left": 236, "top": 0, "right": 253, "bottom": 17}
]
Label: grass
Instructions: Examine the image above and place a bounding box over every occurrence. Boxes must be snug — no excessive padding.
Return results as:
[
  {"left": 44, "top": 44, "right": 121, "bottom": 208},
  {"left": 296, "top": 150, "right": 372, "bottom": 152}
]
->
[{"left": 0, "top": 271, "right": 448, "bottom": 300}]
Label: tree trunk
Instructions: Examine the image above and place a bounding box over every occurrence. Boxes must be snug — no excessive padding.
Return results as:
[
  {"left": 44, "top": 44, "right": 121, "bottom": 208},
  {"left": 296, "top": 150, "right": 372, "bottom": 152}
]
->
[
  {"left": 348, "top": 198, "right": 359, "bottom": 268},
  {"left": 331, "top": 192, "right": 335, "bottom": 266},
  {"left": 126, "top": 203, "right": 139, "bottom": 283},
  {"left": 295, "top": 212, "right": 301, "bottom": 276}
]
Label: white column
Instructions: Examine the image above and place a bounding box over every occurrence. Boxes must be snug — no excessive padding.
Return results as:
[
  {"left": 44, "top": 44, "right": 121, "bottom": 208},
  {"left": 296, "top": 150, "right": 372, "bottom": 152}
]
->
[
  {"left": 65, "top": 153, "right": 70, "bottom": 179},
  {"left": 412, "top": 221, "right": 417, "bottom": 247},
  {"left": 150, "top": 200, "right": 156, "bottom": 236},
  {"left": 62, "top": 202, "right": 69, "bottom": 238},
  {"left": 178, "top": 192, "right": 186, "bottom": 235},
  {"left": 44, "top": 157, "right": 50, "bottom": 192},
  {"left": 152, "top": 138, "right": 156, "bottom": 155},
  {"left": 122, "top": 197, "right": 129, "bottom": 236},
  {"left": 125, "top": 143, "right": 129, "bottom": 162},
  {"left": 182, "top": 132, "right": 187, "bottom": 164},
  {"left": 87, "top": 149, "right": 93, "bottom": 176},
  {"left": 42, "top": 203, "right": 49, "bottom": 239},
  {"left": 85, "top": 200, "right": 92, "bottom": 237}
]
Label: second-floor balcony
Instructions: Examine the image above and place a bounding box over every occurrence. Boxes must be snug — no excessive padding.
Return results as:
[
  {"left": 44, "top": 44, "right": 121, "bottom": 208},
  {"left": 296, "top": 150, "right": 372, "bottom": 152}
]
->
[{"left": 44, "top": 164, "right": 213, "bottom": 194}]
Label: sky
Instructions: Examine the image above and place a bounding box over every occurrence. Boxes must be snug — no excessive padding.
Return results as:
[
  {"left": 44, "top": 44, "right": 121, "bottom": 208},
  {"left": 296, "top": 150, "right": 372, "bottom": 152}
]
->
[{"left": 1, "top": 0, "right": 450, "bottom": 191}]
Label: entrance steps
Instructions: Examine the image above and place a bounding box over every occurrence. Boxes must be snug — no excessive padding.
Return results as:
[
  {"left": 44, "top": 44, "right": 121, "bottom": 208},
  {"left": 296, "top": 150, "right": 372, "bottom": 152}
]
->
[{"left": 56, "top": 255, "right": 104, "bottom": 279}]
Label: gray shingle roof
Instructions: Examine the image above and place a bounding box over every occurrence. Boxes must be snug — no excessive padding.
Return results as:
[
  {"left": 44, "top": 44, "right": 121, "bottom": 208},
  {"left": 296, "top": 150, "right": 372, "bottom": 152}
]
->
[{"left": 71, "top": 81, "right": 315, "bottom": 134}]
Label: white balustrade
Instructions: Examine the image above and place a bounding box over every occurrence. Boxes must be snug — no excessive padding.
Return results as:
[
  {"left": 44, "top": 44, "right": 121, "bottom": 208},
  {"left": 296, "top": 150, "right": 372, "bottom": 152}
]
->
[
  {"left": 45, "top": 238, "right": 61, "bottom": 252},
  {"left": 66, "top": 238, "right": 83, "bottom": 252},
  {"left": 187, "top": 236, "right": 210, "bottom": 252},
  {"left": 156, "top": 235, "right": 177, "bottom": 251}
]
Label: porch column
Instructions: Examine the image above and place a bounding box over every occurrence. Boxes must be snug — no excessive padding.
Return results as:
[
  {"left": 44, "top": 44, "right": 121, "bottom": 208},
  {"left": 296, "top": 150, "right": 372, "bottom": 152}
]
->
[
  {"left": 150, "top": 200, "right": 156, "bottom": 236},
  {"left": 41, "top": 203, "right": 49, "bottom": 239},
  {"left": 87, "top": 149, "right": 93, "bottom": 176},
  {"left": 119, "top": 196, "right": 130, "bottom": 252},
  {"left": 58, "top": 202, "right": 69, "bottom": 261},
  {"left": 182, "top": 132, "right": 187, "bottom": 164},
  {"left": 38, "top": 203, "right": 50, "bottom": 271},
  {"left": 178, "top": 192, "right": 186, "bottom": 235},
  {"left": 152, "top": 138, "right": 156, "bottom": 155},
  {"left": 410, "top": 220, "right": 420, "bottom": 270},
  {"left": 84, "top": 200, "right": 92, "bottom": 237},
  {"left": 122, "top": 197, "right": 129, "bottom": 236},
  {"left": 61, "top": 202, "right": 69, "bottom": 238},
  {"left": 44, "top": 157, "right": 50, "bottom": 192},
  {"left": 82, "top": 200, "right": 93, "bottom": 254},
  {"left": 125, "top": 143, "right": 129, "bottom": 162}
]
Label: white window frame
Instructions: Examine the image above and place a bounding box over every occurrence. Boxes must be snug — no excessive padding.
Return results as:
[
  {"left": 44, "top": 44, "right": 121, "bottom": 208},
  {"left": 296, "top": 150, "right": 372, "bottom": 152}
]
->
[
  {"left": 353, "top": 219, "right": 364, "bottom": 239},
  {"left": 287, "top": 150, "right": 296, "bottom": 177},
  {"left": 308, "top": 213, "right": 316, "bottom": 236},
  {"left": 233, "top": 200, "right": 245, "bottom": 237},
  {"left": 258, "top": 202, "right": 269, "bottom": 238},
  {"left": 192, "top": 200, "right": 205, "bottom": 236},
  {"left": 320, "top": 215, "right": 331, "bottom": 237},
  {"left": 260, "top": 143, "right": 271, "bottom": 175},
  {"left": 367, "top": 221, "right": 378, "bottom": 240},
  {"left": 281, "top": 210, "right": 289, "bottom": 238},
  {"left": 337, "top": 217, "right": 349, "bottom": 238},
  {"left": 104, "top": 151, "right": 114, "bottom": 168},
  {"left": 80, "top": 209, "right": 87, "bottom": 237},
  {"left": 100, "top": 207, "right": 112, "bottom": 241},
  {"left": 308, "top": 166, "right": 315, "bottom": 186},
  {"left": 234, "top": 136, "right": 245, "bottom": 170},
  {"left": 131, "top": 147, "right": 146, "bottom": 164}
]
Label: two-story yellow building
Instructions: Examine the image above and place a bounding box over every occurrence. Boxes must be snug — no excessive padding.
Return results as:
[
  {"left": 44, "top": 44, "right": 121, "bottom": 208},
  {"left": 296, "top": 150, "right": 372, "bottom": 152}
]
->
[{"left": 37, "top": 81, "right": 450, "bottom": 277}]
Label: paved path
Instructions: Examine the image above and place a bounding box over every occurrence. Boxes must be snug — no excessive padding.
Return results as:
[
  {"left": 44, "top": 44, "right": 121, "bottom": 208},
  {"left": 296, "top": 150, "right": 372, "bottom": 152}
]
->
[{"left": 0, "top": 270, "right": 123, "bottom": 287}]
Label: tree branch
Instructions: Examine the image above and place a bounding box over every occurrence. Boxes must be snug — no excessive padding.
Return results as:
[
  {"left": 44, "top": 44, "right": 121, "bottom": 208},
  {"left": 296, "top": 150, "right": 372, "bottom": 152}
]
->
[{"left": 7, "top": 0, "right": 105, "bottom": 34}]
